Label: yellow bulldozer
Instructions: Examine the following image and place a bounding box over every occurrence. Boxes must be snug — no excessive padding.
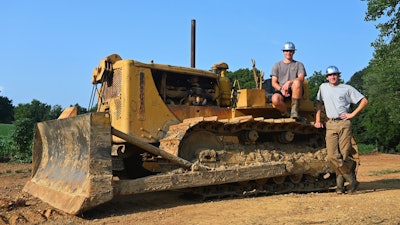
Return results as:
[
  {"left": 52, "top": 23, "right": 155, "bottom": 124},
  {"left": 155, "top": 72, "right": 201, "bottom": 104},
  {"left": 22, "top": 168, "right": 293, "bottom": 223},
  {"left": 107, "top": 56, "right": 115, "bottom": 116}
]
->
[{"left": 23, "top": 54, "right": 337, "bottom": 215}]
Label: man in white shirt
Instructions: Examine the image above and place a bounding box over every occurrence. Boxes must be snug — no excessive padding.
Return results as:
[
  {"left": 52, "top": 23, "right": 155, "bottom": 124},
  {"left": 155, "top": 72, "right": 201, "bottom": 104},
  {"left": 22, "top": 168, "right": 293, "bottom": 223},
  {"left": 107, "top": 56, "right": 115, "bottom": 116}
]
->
[{"left": 314, "top": 65, "right": 368, "bottom": 194}]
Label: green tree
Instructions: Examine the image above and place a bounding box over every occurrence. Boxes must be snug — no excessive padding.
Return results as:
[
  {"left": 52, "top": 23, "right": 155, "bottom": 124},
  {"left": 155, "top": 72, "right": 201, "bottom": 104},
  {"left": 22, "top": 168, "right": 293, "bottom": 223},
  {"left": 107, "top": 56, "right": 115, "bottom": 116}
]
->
[
  {"left": 346, "top": 68, "right": 370, "bottom": 145},
  {"left": 347, "top": 70, "right": 366, "bottom": 93},
  {"left": 364, "top": 0, "right": 400, "bottom": 44},
  {"left": 70, "top": 103, "right": 88, "bottom": 115},
  {"left": 48, "top": 105, "right": 63, "bottom": 120},
  {"left": 227, "top": 68, "right": 258, "bottom": 89},
  {"left": 14, "top": 99, "right": 52, "bottom": 122},
  {"left": 0, "top": 96, "right": 14, "bottom": 123},
  {"left": 363, "top": 49, "right": 400, "bottom": 150},
  {"left": 307, "top": 71, "right": 326, "bottom": 102},
  {"left": 363, "top": 0, "right": 400, "bottom": 150}
]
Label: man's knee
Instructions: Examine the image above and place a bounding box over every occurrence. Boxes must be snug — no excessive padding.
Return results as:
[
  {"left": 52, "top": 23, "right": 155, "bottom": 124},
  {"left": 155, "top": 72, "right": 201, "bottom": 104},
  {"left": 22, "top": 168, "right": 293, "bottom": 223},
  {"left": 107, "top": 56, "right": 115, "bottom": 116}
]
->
[
  {"left": 292, "top": 79, "right": 301, "bottom": 87},
  {"left": 336, "top": 159, "right": 356, "bottom": 175},
  {"left": 271, "top": 94, "right": 283, "bottom": 104},
  {"left": 290, "top": 80, "right": 303, "bottom": 97}
]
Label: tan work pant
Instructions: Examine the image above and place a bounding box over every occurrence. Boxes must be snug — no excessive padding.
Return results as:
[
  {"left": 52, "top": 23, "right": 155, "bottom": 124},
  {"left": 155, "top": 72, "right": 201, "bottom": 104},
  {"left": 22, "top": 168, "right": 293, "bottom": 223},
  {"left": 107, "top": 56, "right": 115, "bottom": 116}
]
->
[{"left": 325, "top": 119, "right": 356, "bottom": 175}]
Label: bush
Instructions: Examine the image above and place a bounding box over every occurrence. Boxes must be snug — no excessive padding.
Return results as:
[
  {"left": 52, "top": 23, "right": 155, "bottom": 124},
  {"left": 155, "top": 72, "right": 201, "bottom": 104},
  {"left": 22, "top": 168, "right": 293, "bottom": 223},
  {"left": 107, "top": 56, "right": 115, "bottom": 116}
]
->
[
  {"left": 0, "top": 124, "right": 15, "bottom": 161},
  {"left": 357, "top": 143, "right": 377, "bottom": 155},
  {"left": 11, "top": 118, "right": 35, "bottom": 163},
  {"left": 0, "top": 137, "right": 14, "bottom": 161}
]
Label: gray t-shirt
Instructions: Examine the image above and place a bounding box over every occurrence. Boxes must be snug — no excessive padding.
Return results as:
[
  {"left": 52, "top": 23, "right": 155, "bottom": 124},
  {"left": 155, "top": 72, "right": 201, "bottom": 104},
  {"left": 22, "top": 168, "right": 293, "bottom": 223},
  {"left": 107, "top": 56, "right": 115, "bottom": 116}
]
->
[
  {"left": 316, "top": 83, "right": 365, "bottom": 118},
  {"left": 270, "top": 60, "right": 306, "bottom": 86}
]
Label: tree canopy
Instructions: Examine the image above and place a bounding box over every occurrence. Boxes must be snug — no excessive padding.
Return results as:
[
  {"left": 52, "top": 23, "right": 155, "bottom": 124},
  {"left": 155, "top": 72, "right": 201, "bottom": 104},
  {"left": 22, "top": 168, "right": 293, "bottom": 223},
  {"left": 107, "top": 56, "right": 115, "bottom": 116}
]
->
[
  {"left": 226, "top": 68, "right": 259, "bottom": 89},
  {"left": 360, "top": 0, "right": 400, "bottom": 150},
  {"left": 0, "top": 96, "right": 14, "bottom": 123},
  {"left": 364, "top": 0, "right": 400, "bottom": 43}
]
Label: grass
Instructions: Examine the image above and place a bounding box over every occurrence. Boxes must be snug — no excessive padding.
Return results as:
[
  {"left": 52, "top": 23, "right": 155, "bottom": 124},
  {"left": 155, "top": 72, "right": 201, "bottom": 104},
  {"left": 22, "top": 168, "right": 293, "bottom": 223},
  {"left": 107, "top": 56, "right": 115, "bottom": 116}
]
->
[
  {"left": 358, "top": 144, "right": 377, "bottom": 155},
  {"left": 0, "top": 168, "right": 31, "bottom": 175},
  {"left": 0, "top": 169, "right": 13, "bottom": 175},
  {"left": 15, "top": 168, "right": 31, "bottom": 174},
  {"left": 0, "top": 123, "right": 14, "bottom": 137}
]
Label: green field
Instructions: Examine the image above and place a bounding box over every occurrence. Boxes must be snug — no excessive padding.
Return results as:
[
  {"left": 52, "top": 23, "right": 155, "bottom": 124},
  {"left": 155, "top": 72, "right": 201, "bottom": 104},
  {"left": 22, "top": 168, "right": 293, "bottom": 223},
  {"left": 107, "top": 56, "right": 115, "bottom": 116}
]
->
[{"left": 0, "top": 123, "right": 14, "bottom": 137}]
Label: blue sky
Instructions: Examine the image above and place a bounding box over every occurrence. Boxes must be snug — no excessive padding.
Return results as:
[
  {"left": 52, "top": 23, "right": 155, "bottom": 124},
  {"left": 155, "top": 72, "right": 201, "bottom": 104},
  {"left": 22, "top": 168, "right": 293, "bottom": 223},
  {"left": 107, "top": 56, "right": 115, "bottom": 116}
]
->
[{"left": 1, "top": 1, "right": 379, "bottom": 109}]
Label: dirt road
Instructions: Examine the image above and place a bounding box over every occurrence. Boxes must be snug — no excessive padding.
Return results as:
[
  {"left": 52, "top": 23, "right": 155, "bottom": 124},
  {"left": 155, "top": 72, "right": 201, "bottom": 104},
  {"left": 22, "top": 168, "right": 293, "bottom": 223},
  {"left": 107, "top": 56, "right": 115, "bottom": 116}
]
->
[{"left": 1, "top": 153, "right": 400, "bottom": 225}]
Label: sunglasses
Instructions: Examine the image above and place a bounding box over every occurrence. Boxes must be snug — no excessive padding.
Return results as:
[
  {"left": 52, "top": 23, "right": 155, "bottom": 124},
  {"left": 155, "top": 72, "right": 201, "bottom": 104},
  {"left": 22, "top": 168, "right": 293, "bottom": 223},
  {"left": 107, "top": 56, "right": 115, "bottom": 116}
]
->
[{"left": 327, "top": 73, "right": 340, "bottom": 76}]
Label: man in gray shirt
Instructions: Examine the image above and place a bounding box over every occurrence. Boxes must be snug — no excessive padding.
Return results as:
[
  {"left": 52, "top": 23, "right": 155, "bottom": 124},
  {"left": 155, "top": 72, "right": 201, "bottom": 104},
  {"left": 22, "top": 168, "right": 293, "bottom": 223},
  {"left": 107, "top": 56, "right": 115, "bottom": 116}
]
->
[
  {"left": 314, "top": 65, "right": 368, "bottom": 194},
  {"left": 270, "top": 41, "right": 306, "bottom": 119}
]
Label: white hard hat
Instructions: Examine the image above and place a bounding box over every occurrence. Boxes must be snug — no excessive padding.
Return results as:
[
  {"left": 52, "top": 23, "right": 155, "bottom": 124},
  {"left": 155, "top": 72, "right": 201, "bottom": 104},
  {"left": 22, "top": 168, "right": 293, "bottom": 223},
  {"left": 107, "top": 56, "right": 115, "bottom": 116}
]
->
[
  {"left": 325, "top": 66, "right": 341, "bottom": 76},
  {"left": 282, "top": 42, "right": 296, "bottom": 51}
]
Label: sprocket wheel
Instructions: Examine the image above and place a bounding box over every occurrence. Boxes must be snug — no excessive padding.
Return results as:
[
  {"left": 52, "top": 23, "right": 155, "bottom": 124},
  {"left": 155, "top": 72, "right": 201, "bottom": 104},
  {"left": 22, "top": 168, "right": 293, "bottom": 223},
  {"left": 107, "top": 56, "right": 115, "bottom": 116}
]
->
[
  {"left": 289, "top": 174, "right": 303, "bottom": 183},
  {"left": 178, "top": 130, "right": 223, "bottom": 162}
]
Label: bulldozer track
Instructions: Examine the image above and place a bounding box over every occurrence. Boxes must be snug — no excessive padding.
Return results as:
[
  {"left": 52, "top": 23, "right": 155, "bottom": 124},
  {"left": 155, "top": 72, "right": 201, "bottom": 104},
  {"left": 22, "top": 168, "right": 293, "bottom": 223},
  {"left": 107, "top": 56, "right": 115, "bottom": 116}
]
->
[
  {"left": 182, "top": 174, "right": 336, "bottom": 200},
  {"left": 160, "top": 115, "right": 325, "bottom": 160},
  {"left": 159, "top": 115, "right": 333, "bottom": 199}
]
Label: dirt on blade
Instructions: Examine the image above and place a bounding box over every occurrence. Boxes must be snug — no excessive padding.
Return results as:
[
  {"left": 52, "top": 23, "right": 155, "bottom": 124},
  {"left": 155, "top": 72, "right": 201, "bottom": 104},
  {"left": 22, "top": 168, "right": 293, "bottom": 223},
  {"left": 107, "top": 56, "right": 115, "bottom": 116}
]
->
[{"left": 1, "top": 152, "right": 400, "bottom": 225}]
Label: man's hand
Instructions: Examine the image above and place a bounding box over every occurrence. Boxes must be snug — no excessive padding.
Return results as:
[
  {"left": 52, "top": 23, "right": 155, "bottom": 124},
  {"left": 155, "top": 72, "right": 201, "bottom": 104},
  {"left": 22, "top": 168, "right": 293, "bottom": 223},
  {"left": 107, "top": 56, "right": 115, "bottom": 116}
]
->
[
  {"left": 280, "top": 81, "right": 291, "bottom": 97},
  {"left": 314, "top": 121, "right": 324, "bottom": 128}
]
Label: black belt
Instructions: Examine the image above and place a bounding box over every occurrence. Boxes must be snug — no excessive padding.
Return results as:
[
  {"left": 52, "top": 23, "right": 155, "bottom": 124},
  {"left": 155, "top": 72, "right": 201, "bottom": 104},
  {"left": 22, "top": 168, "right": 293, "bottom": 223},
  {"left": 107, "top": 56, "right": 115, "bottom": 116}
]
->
[{"left": 329, "top": 118, "right": 342, "bottom": 121}]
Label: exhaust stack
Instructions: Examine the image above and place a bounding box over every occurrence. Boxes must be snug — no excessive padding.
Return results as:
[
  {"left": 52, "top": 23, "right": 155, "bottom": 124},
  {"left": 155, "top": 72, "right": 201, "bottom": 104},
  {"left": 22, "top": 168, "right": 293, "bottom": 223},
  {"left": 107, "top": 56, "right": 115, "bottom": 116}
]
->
[{"left": 191, "top": 19, "right": 196, "bottom": 68}]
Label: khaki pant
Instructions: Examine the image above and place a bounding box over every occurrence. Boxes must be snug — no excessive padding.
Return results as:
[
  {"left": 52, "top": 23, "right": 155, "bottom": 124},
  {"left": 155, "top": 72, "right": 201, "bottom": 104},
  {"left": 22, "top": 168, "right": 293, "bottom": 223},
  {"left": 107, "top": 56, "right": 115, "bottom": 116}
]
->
[{"left": 325, "top": 119, "right": 356, "bottom": 175}]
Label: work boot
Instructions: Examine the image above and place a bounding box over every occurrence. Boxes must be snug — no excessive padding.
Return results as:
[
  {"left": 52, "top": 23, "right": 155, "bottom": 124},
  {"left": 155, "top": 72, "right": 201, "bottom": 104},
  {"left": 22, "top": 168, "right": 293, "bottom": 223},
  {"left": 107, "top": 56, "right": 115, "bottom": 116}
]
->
[
  {"left": 290, "top": 98, "right": 300, "bottom": 119},
  {"left": 348, "top": 173, "right": 359, "bottom": 194},
  {"left": 336, "top": 174, "right": 345, "bottom": 194},
  {"left": 343, "top": 173, "right": 359, "bottom": 194},
  {"left": 281, "top": 110, "right": 290, "bottom": 118}
]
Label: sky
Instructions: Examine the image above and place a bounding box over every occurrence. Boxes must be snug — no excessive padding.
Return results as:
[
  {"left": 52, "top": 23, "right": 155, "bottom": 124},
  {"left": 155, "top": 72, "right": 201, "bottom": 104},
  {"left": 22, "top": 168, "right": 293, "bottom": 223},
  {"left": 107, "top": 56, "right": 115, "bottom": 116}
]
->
[{"left": 1, "top": 0, "right": 379, "bottom": 109}]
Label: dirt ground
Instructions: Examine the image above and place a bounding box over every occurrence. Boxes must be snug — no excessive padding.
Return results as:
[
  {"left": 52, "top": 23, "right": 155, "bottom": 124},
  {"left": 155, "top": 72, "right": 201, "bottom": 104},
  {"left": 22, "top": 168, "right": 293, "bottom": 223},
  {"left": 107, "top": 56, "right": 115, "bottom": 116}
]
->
[{"left": 1, "top": 152, "right": 400, "bottom": 225}]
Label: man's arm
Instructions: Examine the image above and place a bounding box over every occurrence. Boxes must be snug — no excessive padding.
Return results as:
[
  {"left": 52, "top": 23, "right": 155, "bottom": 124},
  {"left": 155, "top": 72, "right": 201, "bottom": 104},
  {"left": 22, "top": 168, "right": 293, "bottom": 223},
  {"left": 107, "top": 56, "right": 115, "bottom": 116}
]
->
[
  {"left": 271, "top": 76, "right": 281, "bottom": 91},
  {"left": 297, "top": 73, "right": 305, "bottom": 83},
  {"left": 341, "top": 97, "right": 368, "bottom": 120},
  {"left": 314, "top": 100, "right": 324, "bottom": 128}
]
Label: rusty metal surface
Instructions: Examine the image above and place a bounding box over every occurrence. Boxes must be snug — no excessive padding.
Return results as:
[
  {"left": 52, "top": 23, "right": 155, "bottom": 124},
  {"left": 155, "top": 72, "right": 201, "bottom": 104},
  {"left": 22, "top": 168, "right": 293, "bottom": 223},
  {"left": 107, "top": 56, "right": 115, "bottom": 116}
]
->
[
  {"left": 23, "top": 113, "right": 113, "bottom": 215},
  {"left": 168, "top": 105, "right": 232, "bottom": 121}
]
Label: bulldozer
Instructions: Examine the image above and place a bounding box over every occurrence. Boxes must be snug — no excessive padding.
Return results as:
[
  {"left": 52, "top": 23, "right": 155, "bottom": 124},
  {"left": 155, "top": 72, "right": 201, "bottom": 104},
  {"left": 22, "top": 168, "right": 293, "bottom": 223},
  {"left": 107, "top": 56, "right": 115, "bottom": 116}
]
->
[{"left": 23, "top": 53, "right": 337, "bottom": 215}]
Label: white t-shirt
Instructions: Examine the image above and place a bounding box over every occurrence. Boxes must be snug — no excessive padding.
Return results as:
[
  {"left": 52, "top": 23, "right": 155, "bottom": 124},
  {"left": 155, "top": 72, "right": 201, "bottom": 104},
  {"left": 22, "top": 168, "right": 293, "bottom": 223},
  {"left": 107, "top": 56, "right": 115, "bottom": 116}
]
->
[{"left": 316, "top": 83, "right": 365, "bottom": 118}]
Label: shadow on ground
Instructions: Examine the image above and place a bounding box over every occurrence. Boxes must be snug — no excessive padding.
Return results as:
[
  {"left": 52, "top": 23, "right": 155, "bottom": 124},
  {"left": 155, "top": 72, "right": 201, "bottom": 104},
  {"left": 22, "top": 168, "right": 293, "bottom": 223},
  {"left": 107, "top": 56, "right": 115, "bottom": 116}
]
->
[{"left": 80, "top": 178, "right": 400, "bottom": 220}]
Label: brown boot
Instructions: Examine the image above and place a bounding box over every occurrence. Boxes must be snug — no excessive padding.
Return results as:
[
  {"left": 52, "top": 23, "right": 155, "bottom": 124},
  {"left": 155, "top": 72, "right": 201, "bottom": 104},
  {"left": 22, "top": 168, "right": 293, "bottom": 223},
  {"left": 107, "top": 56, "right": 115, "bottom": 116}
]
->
[
  {"left": 290, "top": 98, "right": 299, "bottom": 119},
  {"left": 343, "top": 173, "right": 359, "bottom": 194},
  {"left": 281, "top": 110, "right": 290, "bottom": 118},
  {"left": 336, "top": 174, "right": 345, "bottom": 194}
]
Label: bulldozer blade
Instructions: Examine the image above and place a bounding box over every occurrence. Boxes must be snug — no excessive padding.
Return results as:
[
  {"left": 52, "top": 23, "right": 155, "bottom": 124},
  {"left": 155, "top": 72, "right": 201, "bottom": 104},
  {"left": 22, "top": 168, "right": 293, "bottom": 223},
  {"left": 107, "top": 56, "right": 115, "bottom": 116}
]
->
[{"left": 23, "top": 112, "right": 114, "bottom": 215}]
